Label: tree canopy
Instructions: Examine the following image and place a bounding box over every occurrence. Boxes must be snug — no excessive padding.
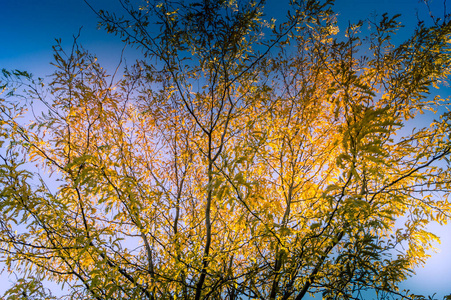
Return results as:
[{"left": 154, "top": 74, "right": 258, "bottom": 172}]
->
[{"left": 1, "top": 0, "right": 451, "bottom": 299}]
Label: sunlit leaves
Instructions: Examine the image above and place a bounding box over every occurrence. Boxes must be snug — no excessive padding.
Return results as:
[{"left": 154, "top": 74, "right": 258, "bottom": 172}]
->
[{"left": 0, "top": 0, "right": 451, "bottom": 299}]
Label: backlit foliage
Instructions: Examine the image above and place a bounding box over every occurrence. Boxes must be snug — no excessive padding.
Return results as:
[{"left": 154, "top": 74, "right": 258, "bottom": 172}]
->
[{"left": 1, "top": 0, "right": 451, "bottom": 299}]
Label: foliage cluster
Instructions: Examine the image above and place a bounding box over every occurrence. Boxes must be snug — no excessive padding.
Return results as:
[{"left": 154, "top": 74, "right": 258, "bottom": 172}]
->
[{"left": 1, "top": 0, "right": 451, "bottom": 299}]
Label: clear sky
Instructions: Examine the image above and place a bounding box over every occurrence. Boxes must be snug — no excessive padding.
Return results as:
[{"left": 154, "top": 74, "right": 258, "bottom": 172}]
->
[{"left": 0, "top": 0, "right": 450, "bottom": 298}]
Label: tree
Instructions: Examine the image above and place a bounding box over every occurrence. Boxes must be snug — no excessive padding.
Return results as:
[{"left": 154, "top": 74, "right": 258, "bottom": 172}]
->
[{"left": 1, "top": 0, "right": 451, "bottom": 299}]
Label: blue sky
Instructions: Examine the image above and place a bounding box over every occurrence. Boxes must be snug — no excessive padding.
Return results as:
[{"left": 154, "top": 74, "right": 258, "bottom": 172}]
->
[{"left": 0, "top": 0, "right": 450, "bottom": 298}]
